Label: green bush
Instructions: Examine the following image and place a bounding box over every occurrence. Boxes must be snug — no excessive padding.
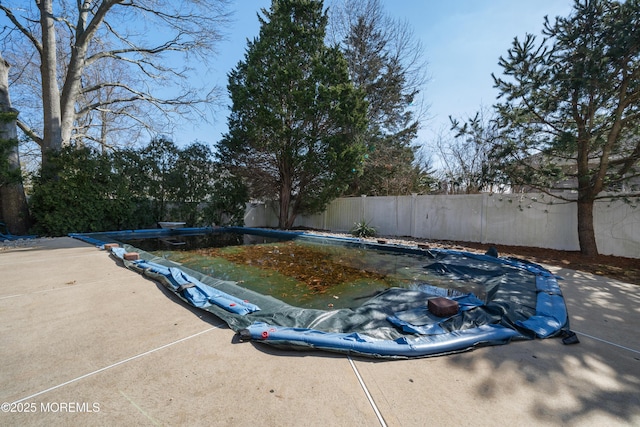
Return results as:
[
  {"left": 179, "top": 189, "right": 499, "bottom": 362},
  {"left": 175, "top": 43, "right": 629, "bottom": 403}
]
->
[
  {"left": 202, "top": 170, "right": 248, "bottom": 226},
  {"left": 29, "top": 139, "right": 249, "bottom": 235},
  {"left": 350, "top": 219, "right": 376, "bottom": 238},
  {"left": 29, "top": 146, "right": 142, "bottom": 236}
]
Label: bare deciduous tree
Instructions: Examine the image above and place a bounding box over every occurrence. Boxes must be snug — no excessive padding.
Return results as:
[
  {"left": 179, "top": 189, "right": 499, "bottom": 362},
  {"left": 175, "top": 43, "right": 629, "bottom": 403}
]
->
[
  {"left": 1, "top": 0, "right": 231, "bottom": 162},
  {"left": 436, "top": 107, "right": 502, "bottom": 194}
]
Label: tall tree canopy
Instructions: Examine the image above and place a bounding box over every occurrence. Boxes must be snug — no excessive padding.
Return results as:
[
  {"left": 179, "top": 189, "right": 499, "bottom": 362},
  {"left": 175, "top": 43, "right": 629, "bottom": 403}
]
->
[
  {"left": 0, "top": 0, "right": 231, "bottom": 161},
  {"left": 329, "top": 0, "right": 429, "bottom": 195},
  {"left": 218, "top": 0, "right": 368, "bottom": 229},
  {"left": 462, "top": 0, "right": 640, "bottom": 256}
]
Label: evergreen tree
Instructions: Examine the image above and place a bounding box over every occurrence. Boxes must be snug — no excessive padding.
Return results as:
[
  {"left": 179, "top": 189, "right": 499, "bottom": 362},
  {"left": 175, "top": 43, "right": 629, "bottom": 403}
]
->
[
  {"left": 330, "top": 0, "right": 428, "bottom": 195},
  {"left": 473, "top": 0, "right": 640, "bottom": 256},
  {"left": 135, "top": 138, "right": 180, "bottom": 222},
  {"left": 218, "top": 0, "right": 368, "bottom": 228},
  {"left": 171, "top": 142, "right": 217, "bottom": 225}
]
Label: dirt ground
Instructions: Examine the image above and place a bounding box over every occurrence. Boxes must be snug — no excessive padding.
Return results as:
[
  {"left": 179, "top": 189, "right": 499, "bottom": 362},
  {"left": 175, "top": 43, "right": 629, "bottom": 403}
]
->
[{"left": 372, "top": 235, "right": 640, "bottom": 286}]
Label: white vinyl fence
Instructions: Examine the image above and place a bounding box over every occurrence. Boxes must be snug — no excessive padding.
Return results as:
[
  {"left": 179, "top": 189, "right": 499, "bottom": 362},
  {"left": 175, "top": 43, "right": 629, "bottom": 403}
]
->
[{"left": 244, "top": 193, "right": 640, "bottom": 259}]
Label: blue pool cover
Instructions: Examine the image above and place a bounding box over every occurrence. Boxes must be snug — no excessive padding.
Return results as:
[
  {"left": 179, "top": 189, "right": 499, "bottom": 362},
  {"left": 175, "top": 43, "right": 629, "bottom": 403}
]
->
[{"left": 73, "top": 227, "right": 576, "bottom": 359}]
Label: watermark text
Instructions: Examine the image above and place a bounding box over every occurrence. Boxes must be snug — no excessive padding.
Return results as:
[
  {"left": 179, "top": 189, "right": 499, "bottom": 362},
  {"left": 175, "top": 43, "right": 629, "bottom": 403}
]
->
[{"left": 1, "top": 401, "right": 100, "bottom": 413}]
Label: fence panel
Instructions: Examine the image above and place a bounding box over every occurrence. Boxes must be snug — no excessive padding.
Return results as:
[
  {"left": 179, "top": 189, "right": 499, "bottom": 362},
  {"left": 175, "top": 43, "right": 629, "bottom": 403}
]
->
[
  {"left": 246, "top": 193, "right": 639, "bottom": 258},
  {"left": 412, "top": 195, "right": 484, "bottom": 242},
  {"left": 481, "top": 194, "right": 579, "bottom": 250},
  {"left": 325, "top": 197, "right": 366, "bottom": 232},
  {"left": 594, "top": 197, "right": 640, "bottom": 257}
]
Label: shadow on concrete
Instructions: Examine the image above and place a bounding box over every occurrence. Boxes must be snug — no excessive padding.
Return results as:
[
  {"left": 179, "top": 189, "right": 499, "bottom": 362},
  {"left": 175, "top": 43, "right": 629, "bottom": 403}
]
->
[
  {"left": 0, "top": 237, "right": 90, "bottom": 252},
  {"left": 441, "top": 268, "right": 640, "bottom": 425}
]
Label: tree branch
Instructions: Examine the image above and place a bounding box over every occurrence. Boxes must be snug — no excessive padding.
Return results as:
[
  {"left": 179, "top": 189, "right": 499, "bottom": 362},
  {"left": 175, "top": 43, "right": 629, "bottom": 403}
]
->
[
  {"left": 0, "top": 5, "right": 43, "bottom": 54},
  {"left": 16, "top": 119, "right": 43, "bottom": 147}
]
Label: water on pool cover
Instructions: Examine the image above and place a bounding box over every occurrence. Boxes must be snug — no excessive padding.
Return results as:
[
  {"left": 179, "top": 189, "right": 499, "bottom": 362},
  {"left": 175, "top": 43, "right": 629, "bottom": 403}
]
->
[{"left": 119, "top": 232, "right": 486, "bottom": 310}]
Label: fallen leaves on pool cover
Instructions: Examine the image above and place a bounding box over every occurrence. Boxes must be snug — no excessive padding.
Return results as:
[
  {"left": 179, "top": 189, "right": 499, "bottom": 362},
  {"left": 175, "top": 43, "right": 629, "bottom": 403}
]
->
[{"left": 195, "top": 241, "right": 389, "bottom": 294}]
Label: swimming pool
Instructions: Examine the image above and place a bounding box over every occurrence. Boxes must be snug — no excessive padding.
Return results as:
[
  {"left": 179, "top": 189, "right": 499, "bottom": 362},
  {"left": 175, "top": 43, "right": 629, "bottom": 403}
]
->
[
  {"left": 72, "top": 227, "right": 574, "bottom": 358},
  {"left": 81, "top": 228, "right": 490, "bottom": 309}
]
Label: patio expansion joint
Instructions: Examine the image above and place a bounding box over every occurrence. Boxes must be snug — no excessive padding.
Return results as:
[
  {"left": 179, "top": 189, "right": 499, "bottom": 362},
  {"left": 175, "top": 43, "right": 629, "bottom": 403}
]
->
[
  {"left": 9, "top": 325, "right": 222, "bottom": 405},
  {"left": 348, "top": 356, "right": 388, "bottom": 427},
  {"left": 573, "top": 330, "right": 640, "bottom": 355}
]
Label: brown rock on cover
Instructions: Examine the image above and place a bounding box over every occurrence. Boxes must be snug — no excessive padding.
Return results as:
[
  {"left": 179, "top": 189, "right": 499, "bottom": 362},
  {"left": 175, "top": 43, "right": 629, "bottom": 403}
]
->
[{"left": 428, "top": 297, "right": 459, "bottom": 317}]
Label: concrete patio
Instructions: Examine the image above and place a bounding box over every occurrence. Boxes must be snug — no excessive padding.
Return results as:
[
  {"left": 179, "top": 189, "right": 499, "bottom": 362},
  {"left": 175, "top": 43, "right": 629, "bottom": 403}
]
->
[{"left": 1, "top": 237, "right": 638, "bottom": 426}]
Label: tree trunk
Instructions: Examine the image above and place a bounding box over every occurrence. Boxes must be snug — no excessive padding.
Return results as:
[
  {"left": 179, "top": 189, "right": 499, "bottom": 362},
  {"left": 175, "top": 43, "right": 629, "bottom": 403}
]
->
[
  {"left": 38, "top": 0, "right": 63, "bottom": 162},
  {"left": 0, "top": 160, "right": 31, "bottom": 235},
  {"left": 574, "top": 116, "right": 599, "bottom": 257},
  {"left": 278, "top": 177, "right": 292, "bottom": 229},
  {"left": 0, "top": 56, "right": 31, "bottom": 234},
  {"left": 285, "top": 209, "right": 297, "bottom": 229},
  {"left": 576, "top": 197, "right": 598, "bottom": 256}
]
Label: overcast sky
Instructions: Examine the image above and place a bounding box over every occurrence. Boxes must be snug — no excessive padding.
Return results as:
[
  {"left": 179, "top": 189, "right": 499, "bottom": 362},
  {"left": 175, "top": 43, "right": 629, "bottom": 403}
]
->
[{"left": 178, "top": 0, "right": 575, "bottom": 147}]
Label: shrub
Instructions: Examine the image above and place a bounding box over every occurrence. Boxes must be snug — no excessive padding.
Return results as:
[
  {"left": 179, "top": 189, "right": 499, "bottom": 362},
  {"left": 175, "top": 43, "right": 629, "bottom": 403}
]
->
[
  {"left": 29, "top": 139, "right": 248, "bottom": 235},
  {"left": 29, "top": 146, "right": 140, "bottom": 236},
  {"left": 350, "top": 219, "right": 376, "bottom": 238},
  {"left": 202, "top": 169, "right": 248, "bottom": 226}
]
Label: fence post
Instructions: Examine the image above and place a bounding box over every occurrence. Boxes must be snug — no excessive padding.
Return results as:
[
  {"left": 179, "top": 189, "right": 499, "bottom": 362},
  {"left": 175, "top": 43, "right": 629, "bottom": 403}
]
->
[
  {"left": 481, "top": 193, "right": 487, "bottom": 244},
  {"left": 361, "top": 194, "right": 367, "bottom": 222},
  {"left": 411, "top": 193, "right": 417, "bottom": 238},
  {"left": 322, "top": 208, "right": 327, "bottom": 231}
]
